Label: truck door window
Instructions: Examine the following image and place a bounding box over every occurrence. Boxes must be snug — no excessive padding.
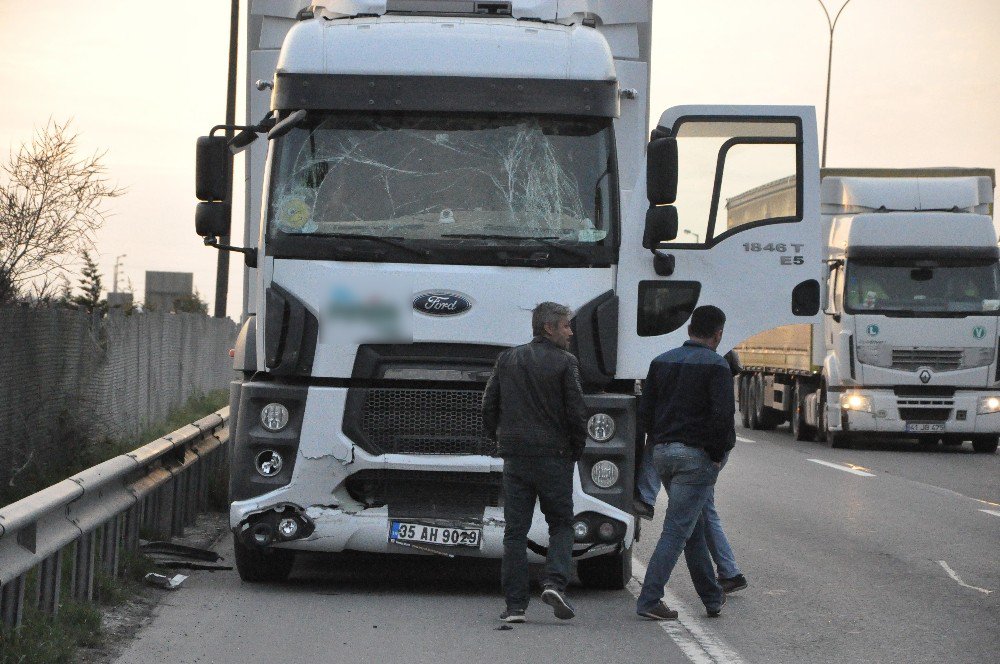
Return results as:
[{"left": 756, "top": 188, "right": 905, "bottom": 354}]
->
[
  {"left": 666, "top": 119, "right": 801, "bottom": 246},
  {"left": 637, "top": 280, "right": 701, "bottom": 336}
]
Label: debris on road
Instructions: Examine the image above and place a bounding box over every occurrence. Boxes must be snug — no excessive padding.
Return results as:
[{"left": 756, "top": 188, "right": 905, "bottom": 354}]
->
[{"left": 144, "top": 573, "right": 188, "bottom": 590}]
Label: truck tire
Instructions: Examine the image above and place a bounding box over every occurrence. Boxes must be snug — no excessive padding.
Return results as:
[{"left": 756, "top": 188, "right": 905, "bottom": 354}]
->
[
  {"left": 814, "top": 385, "right": 829, "bottom": 443},
  {"left": 234, "top": 538, "right": 296, "bottom": 583},
  {"left": 754, "top": 375, "right": 783, "bottom": 430},
  {"left": 826, "top": 430, "right": 852, "bottom": 449},
  {"left": 972, "top": 435, "right": 999, "bottom": 454},
  {"left": 577, "top": 546, "right": 633, "bottom": 590},
  {"left": 747, "top": 377, "right": 761, "bottom": 430},
  {"left": 791, "top": 381, "right": 814, "bottom": 441},
  {"left": 739, "top": 376, "right": 751, "bottom": 429}
]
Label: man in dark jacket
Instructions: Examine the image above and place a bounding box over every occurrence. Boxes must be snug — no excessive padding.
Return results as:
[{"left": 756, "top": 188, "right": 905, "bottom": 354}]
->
[
  {"left": 482, "top": 302, "right": 588, "bottom": 624},
  {"left": 635, "top": 305, "right": 735, "bottom": 621}
]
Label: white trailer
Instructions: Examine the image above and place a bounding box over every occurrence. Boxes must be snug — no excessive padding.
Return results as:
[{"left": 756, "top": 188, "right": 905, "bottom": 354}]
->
[
  {"left": 733, "top": 168, "right": 1000, "bottom": 453},
  {"left": 192, "top": 0, "right": 822, "bottom": 587}
]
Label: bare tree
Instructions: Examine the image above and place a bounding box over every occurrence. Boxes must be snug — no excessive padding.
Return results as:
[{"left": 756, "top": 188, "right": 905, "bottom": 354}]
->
[{"left": 0, "top": 120, "right": 123, "bottom": 304}]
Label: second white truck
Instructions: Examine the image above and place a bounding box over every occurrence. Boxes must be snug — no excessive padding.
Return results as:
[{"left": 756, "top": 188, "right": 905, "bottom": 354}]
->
[{"left": 733, "top": 168, "right": 1000, "bottom": 453}]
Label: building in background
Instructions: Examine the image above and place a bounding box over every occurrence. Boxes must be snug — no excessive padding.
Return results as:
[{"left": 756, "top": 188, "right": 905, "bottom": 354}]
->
[
  {"left": 145, "top": 271, "right": 193, "bottom": 313},
  {"left": 106, "top": 291, "right": 134, "bottom": 310}
]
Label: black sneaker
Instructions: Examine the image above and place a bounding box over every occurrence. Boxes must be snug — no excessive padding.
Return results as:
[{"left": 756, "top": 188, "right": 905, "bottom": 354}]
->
[
  {"left": 540, "top": 587, "right": 576, "bottom": 620},
  {"left": 633, "top": 500, "right": 655, "bottom": 521},
  {"left": 707, "top": 594, "right": 726, "bottom": 617},
  {"left": 499, "top": 608, "right": 526, "bottom": 623},
  {"left": 718, "top": 574, "right": 748, "bottom": 593},
  {"left": 638, "top": 602, "right": 679, "bottom": 621}
]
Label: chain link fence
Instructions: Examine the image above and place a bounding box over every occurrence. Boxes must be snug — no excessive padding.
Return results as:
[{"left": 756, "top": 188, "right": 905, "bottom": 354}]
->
[{"left": 0, "top": 307, "right": 237, "bottom": 489}]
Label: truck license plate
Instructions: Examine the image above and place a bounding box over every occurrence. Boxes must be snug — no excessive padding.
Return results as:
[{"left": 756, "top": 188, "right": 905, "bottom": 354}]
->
[
  {"left": 905, "top": 423, "right": 945, "bottom": 433},
  {"left": 389, "top": 521, "right": 482, "bottom": 548}
]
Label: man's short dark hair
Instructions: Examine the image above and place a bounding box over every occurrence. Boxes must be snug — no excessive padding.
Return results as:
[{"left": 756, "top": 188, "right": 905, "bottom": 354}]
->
[
  {"left": 532, "top": 302, "right": 573, "bottom": 336},
  {"left": 689, "top": 305, "right": 726, "bottom": 338}
]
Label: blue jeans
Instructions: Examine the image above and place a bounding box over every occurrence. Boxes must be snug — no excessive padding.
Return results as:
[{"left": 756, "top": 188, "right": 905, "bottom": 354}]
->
[
  {"left": 638, "top": 445, "right": 741, "bottom": 579},
  {"left": 636, "top": 443, "right": 724, "bottom": 613},
  {"left": 501, "top": 456, "right": 575, "bottom": 611}
]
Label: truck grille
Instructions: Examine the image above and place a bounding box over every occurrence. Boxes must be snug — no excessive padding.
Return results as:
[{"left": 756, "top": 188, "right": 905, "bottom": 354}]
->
[
  {"left": 355, "top": 388, "right": 497, "bottom": 456},
  {"left": 345, "top": 470, "right": 503, "bottom": 519},
  {"left": 891, "top": 349, "right": 962, "bottom": 372},
  {"left": 898, "top": 407, "right": 951, "bottom": 422}
]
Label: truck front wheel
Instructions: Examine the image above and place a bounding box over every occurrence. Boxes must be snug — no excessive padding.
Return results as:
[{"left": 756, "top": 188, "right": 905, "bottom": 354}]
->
[
  {"left": 791, "top": 381, "right": 815, "bottom": 441},
  {"left": 826, "top": 430, "right": 852, "bottom": 449},
  {"left": 234, "top": 537, "right": 296, "bottom": 583},
  {"left": 972, "top": 435, "right": 999, "bottom": 454},
  {"left": 739, "top": 376, "right": 751, "bottom": 429},
  {"left": 577, "top": 546, "right": 633, "bottom": 590}
]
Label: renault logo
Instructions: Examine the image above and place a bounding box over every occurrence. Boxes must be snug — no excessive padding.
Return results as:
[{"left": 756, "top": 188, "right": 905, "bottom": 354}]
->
[{"left": 919, "top": 368, "right": 932, "bottom": 384}]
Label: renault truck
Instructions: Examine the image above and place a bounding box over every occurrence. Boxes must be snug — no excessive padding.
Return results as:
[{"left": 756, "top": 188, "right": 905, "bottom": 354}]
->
[
  {"left": 193, "top": 0, "right": 823, "bottom": 587},
  {"left": 733, "top": 168, "right": 999, "bottom": 453}
]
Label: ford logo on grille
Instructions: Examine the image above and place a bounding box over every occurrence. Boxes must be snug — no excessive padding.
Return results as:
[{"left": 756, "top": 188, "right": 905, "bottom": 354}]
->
[{"left": 413, "top": 291, "right": 472, "bottom": 316}]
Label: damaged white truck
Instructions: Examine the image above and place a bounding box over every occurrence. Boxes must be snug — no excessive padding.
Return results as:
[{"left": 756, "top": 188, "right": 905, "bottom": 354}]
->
[{"left": 193, "top": 0, "right": 822, "bottom": 587}]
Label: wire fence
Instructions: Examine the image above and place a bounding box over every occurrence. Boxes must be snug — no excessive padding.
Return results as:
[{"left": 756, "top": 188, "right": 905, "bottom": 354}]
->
[{"left": 0, "top": 307, "right": 237, "bottom": 489}]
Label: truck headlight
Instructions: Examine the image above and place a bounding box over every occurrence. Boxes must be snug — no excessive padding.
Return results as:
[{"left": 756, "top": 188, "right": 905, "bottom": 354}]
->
[
  {"left": 255, "top": 449, "right": 284, "bottom": 477},
  {"left": 840, "top": 393, "right": 872, "bottom": 412},
  {"left": 587, "top": 413, "right": 616, "bottom": 442},
  {"left": 977, "top": 396, "right": 1000, "bottom": 414},
  {"left": 260, "top": 403, "right": 290, "bottom": 432},
  {"left": 590, "top": 460, "right": 620, "bottom": 488}
]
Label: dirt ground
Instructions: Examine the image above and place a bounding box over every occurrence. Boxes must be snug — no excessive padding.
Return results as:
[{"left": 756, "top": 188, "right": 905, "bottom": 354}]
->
[{"left": 76, "top": 512, "right": 230, "bottom": 664}]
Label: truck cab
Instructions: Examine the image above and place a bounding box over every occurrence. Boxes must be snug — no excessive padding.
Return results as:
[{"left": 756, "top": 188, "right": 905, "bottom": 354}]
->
[
  {"left": 822, "top": 172, "right": 1000, "bottom": 451},
  {"left": 193, "top": 0, "right": 822, "bottom": 586},
  {"left": 734, "top": 169, "right": 1000, "bottom": 453}
]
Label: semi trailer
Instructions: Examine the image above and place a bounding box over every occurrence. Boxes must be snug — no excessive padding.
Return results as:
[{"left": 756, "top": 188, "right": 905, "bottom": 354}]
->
[
  {"left": 192, "top": 0, "right": 822, "bottom": 587},
  {"left": 733, "top": 168, "right": 999, "bottom": 453}
]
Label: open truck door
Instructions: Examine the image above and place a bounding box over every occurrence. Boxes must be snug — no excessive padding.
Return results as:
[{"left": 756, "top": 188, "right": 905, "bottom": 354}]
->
[{"left": 617, "top": 105, "right": 822, "bottom": 377}]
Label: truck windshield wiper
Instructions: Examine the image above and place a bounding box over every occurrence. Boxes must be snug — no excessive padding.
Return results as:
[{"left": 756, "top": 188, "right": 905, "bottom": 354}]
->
[
  {"left": 441, "top": 234, "right": 592, "bottom": 260},
  {"left": 296, "top": 232, "right": 429, "bottom": 258}
]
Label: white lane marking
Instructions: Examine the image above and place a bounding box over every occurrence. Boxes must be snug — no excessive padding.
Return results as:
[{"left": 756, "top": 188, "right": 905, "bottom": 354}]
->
[
  {"left": 807, "top": 458, "right": 875, "bottom": 477},
  {"left": 628, "top": 558, "right": 746, "bottom": 664},
  {"left": 936, "top": 560, "right": 993, "bottom": 595},
  {"left": 979, "top": 509, "right": 1000, "bottom": 518},
  {"left": 735, "top": 436, "right": 755, "bottom": 443}
]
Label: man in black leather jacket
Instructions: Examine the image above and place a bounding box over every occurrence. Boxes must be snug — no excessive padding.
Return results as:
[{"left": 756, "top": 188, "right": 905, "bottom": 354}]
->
[{"left": 482, "top": 301, "right": 588, "bottom": 624}]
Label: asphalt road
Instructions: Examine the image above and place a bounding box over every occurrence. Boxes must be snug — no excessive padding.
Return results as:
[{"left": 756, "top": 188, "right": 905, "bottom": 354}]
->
[{"left": 113, "top": 421, "right": 998, "bottom": 664}]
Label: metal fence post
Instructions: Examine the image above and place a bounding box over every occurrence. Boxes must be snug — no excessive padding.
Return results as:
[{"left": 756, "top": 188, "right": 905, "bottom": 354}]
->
[
  {"left": 71, "top": 531, "right": 96, "bottom": 602},
  {"left": 35, "top": 550, "right": 62, "bottom": 617},
  {"left": 0, "top": 574, "right": 26, "bottom": 630}
]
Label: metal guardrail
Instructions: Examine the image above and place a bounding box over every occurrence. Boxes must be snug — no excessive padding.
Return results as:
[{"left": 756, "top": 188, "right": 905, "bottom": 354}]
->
[{"left": 0, "top": 407, "right": 230, "bottom": 631}]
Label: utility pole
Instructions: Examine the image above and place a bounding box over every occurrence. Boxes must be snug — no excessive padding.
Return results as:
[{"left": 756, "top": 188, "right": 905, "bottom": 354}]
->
[
  {"left": 816, "top": 0, "right": 853, "bottom": 168},
  {"left": 215, "top": 0, "right": 240, "bottom": 318}
]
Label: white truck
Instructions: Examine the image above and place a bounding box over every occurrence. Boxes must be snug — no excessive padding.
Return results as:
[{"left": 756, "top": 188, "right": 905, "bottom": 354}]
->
[
  {"left": 192, "top": 0, "right": 822, "bottom": 587},
  {"left": 732, "top": 168, "right": 1000, "bottom": 453}
]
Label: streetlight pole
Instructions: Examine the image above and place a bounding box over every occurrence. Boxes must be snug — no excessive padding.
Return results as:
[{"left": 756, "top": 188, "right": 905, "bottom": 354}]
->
[
  {"left": 683, "top": 229, "right": 700, "bottom": 243},
  {"left": 215, "top": 0, "right": 240, "bottom": 319},
  {"left": 817, "top": 0, "right": 852, "bottom": 168},
  {"left": 112, "top": 254, "right": 126, "bottom": 294}
]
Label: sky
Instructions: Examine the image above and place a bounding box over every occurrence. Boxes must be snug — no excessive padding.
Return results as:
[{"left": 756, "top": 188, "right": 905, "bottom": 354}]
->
[{"left": 0, "top": 0, "right": 997, "bottom": 318}]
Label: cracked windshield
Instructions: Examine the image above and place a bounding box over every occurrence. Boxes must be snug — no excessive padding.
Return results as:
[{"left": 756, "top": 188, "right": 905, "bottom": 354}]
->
[{"left": 268, "top": 113, "right": 613, "bottom": 247}]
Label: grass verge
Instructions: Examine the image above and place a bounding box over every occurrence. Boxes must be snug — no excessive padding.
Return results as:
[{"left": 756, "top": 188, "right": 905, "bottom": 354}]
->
[
  {"left": 0, "top": 390, "right": 230, "bottom": 662},
  {"left": 0, "top": 390, "right": 228, "bottom": 506}
]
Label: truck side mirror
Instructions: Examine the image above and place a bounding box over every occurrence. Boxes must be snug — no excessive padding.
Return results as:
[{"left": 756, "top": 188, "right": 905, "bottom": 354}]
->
[
  {"left": 196, "top": 202, "right": 232, "bottom": 238},
  {"left": 196, "top": 136, "right": 230, "bottom": 202},
  {"left": 642, "top": 205, "right": 678, "bottom": 248},
  {"left": 646, "top": 136, "right": 678, "bottom": 205}
]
